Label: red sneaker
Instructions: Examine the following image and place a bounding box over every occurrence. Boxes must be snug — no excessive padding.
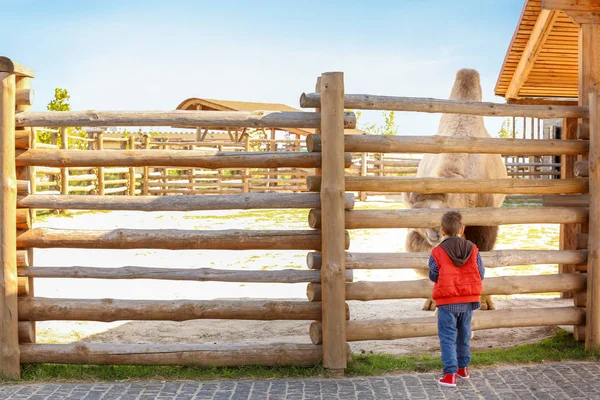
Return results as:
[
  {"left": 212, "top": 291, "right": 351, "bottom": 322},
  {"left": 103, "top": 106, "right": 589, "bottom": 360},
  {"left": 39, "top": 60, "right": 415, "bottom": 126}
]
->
[
  {"left": 438, "top": 373, "right": 457, "bottom": 387},
  {"left": 457, "top": 367, "right": 470, "bottom": 379}
]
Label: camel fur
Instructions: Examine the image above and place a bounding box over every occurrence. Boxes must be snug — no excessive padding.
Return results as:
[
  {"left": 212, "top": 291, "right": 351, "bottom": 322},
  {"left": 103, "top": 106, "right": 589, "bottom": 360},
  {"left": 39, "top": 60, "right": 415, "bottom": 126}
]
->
[{"left": 404, "top": 68, "right": 507, "bottom": 311}]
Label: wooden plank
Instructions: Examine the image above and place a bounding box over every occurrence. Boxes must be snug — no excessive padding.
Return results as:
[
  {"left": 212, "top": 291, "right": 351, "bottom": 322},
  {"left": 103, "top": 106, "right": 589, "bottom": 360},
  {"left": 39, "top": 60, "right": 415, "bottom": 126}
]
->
[
  {"left": 18, "top": 298, "right": 350, "bottom": 322},
  {"left": 318, "top": 72, "right": 347, "bottom": 372},
  {"left": 310, "top": 307, "right": 585, "bottom": 343},
  {"left": 18, "top": 266, "right": 353, "bottom": 284},
  {"left": 18, "top": 193, "right": 355, "bottom": 211},
  {"left": 506, "top": 9, "right": 558, "bottom": 99},
  {"left": 307, "top": 207, "right": 587, "bottom": 229},
  {"left": 0, "top": 71, "right": 19, "bottom": 378},
  {"left": 306, "top": 134, "right": 588, "bottom": 155},
  {"left": 587, "top": 92, "right": 600, "bottom": 350},
  {"left": 306, "top": 250, "right": 588, "bottom": 270},
  {"left": 306, "top": 176, "right": 588, "bottom": 195},
  {"left": 16, "top": 228, "right": 351, "bottom": 251},
  {"left": 15, "top": 110, "right": 357, "bottom": 129},
  {"left": 16, "top": 149, "right": 352, "bottom": 169},
  {"left": 543, "top": 0, "right": 600, "bottom": 13},
  {"left": 299, "top": 93, "right": 588, "bottom": 118},
  {"left": 307, "top": 273, "right": 587, "bottom": 302},
  {"left": 20, "top": 343, "right": 322, "bottom": 366}
]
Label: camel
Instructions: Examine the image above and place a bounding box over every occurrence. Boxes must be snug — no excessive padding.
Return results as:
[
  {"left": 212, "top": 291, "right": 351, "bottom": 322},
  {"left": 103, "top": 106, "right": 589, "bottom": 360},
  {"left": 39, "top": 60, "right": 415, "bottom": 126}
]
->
[{"left": 404, "top": 68, "right": 507, "bottom": 311}]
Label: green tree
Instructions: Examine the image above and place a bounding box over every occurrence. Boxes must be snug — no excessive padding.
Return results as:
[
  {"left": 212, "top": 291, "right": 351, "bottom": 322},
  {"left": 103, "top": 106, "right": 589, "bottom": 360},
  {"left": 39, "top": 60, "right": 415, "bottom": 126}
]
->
[
  {"left": 498, "top": 117, "right": 513, "bottom": 139},
  {"left": 355, "top": 110, "right": 398, "bottom": 135},
  {"left": 37, "top": 88, "right": 88, "bottom": 149}
]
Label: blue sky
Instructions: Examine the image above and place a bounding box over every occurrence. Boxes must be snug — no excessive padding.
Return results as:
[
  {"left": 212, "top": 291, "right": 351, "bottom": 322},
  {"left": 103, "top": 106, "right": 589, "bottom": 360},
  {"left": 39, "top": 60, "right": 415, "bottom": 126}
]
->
[{"left": 1, "top": 0, "right": 524, "bottom": 135}]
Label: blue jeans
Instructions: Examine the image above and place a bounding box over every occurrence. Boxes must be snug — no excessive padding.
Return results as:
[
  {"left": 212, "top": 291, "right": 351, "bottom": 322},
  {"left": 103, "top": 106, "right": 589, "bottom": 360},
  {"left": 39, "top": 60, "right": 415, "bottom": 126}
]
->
[{"left": 437, "top": 307, "right": 472, "bottom": 374}]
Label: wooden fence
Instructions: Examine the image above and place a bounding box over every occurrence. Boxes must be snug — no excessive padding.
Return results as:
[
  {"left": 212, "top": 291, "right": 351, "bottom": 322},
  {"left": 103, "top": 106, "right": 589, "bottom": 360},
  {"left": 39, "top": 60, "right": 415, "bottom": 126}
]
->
[
  {"left": 32, "top": 134, "right": 560, "bottom": 199},
  {"left": 0, "top": 59, "right": 597, "bottom": 379}
]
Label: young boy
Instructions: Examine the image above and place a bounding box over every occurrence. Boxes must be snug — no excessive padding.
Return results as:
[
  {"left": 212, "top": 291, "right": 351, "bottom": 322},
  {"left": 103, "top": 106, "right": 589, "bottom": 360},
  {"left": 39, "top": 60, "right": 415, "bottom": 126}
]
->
[{"left": 428, "top": 211, "right": 485, "bottom": 388}]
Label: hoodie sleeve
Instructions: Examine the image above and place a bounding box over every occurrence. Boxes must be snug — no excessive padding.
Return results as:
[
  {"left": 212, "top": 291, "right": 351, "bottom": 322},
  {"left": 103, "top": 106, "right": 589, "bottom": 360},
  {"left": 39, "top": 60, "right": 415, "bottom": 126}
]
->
[
  {"left": 477, "top": 252, "right": 485, "bottom": 280},
  {"left": 428, "top": 255, "right": 439, "bottom": 282}
]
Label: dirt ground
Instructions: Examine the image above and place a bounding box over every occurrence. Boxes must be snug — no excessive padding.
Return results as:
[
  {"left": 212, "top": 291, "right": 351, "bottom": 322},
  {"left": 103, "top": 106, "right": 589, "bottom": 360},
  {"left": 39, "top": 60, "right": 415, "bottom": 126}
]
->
[{"left": 31, "top": 198, "right": 570, "bottom": 356}]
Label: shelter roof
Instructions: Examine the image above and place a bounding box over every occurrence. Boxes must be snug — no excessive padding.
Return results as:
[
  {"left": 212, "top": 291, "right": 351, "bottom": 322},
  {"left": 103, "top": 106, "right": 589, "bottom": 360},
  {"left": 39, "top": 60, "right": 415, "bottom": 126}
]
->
[{"left": 495, "top": 0, "right": 579, "bottom": 100}]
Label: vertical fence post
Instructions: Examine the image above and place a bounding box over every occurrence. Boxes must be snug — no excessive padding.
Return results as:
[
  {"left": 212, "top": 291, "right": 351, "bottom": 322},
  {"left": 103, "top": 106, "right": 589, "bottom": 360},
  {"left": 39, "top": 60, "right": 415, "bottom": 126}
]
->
[
  {"left": 587, "top": 92, "right": 600, "bottom": 350},
  {"left": 243, "top": 133, "right": 250, "bottom": 193},
  {"left": 142, "top": 134, "right": 150, "bottom": 195},
  {"left": 60, "top": 127, "right": 69, "bottom": 197},
  {"left": 360, "top": 152, "right": 367, "bottom": 201},
  {"left": 128, "top": 136, "right": 136, "bottom": 196},
  {"left": 0, "top": 68, "right": 20, "bottom": 379},
  {"left": 319, "top": 72, "right": 347, "bottom": 373},
  {"left": 96, "top": 130, "right": 105, "bottom": 196}
]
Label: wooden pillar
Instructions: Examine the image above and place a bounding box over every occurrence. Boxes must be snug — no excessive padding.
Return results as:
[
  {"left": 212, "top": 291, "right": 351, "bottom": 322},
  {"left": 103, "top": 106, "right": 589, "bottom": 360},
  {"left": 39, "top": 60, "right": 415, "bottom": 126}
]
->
[
  {"left": 243, "top": 133, "right": 250, "bottom": 193},
  {"left": 60, "top": 127, "right": 69, "bottom": 196},
  {"left": 319, "top": 72, "right": 347, "bottom": 373},
  {"left": 128, "top": 136, "right": 136, "bottom": 196},
  {"left": 14, "top": 71, "right": 35, "bottom": 349},
  {"left": 560, "top": 118, "right": 579, "bottom": 299},
  {"left": 587, "top": 92, "right": 600, "bottom": 350},
  {"left": 0, "top": 68, "right": 20, "bottom": 378},
  {"left": 142, "top": 134, "right": 150, "bottom": 196},
  {"left": 359, "top": 152, "right": 367, "bottom": 201},
  {"left": 96, "top": 130, "right": 105, "bottom": 196}
]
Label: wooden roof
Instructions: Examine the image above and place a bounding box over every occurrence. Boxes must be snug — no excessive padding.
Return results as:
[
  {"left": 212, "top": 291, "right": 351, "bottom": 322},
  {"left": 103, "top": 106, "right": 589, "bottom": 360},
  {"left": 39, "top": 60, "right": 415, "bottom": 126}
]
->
[
  {"left": 495, "top": 0, "right": 579, "bottom": 99},
  {"left": 176, "top": 97, "right": 366, "bottom": 136}
]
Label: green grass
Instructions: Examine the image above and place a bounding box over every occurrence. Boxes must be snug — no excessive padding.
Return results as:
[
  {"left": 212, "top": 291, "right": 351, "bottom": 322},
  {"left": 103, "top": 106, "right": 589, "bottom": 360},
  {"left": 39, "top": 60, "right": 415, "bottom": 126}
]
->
[{"left": 7, "top": 331, "right": 599, "bottom": 384}]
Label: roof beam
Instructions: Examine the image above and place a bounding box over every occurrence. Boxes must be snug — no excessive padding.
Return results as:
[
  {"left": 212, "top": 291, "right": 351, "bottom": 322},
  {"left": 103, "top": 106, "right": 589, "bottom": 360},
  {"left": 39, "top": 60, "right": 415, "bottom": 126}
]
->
[
  {"left": 543, "top": 0, "right": 600, "bottom": 23},
  {"left": 505, "top": 9, "right": 559, "bottom": 99}
]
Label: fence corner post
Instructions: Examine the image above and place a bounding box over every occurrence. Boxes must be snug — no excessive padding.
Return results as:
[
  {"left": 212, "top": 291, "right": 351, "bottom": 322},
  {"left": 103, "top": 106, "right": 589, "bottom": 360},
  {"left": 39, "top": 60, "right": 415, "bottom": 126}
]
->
[
  {"left": 586, "top": 91, "right": 600, "bottom": 351},
  {"left": 319, "top": 71, "right": 347, "bottom": 374},
  {"left": 0, "top": 63, "right": 20, "bottom": 379}
]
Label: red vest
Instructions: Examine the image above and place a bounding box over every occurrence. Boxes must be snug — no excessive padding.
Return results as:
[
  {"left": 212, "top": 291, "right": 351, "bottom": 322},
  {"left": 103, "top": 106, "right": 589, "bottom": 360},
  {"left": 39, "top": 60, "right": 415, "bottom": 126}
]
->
[{"left": 431, "top": 245, "right": 482, "bottom": 306}]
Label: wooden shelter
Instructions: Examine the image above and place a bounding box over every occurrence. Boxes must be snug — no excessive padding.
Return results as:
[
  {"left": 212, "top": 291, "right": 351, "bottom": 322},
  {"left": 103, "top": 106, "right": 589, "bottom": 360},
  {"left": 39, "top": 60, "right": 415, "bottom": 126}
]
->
[
  {"left": 176, "top": 98, "right": 365, "bottom": 143},
  {"left": 497, "top": 0, "right": 600, "bottom": 350}
]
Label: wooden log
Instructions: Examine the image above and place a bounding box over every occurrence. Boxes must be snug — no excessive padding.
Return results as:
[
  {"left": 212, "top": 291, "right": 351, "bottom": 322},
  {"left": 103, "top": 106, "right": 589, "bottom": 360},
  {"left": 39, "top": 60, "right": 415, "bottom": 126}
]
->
[
  {"left": 18, "top": 322, "right": 34, "bottom": 344},
  {"left": 18, "top": 193, "right": 355, "bottom": 211},
  {"left": 306, "top": 250, "right": 588, "bottom": 270},
  {"left": 16, "top": 150, "right": 352, "bottom": 169},
  {"left": 16, "top": 250, "right": 29, "bottom": 267},
  {"left": 308, "top": 207, "right": 587, "bottom": 229},
  {"left": 318, "top": 72, "right": 347, "bottom": 371},
  {"left": 18, "top": 266, "right": 353, "bottom": 283},
  {"left": 0, "top": 57, "right": 35, "bottom": 78},
  {"left": 0, "top": 69, "right": 20, "bottom": 378},
  {"left": 16, "top": 208, "right": 30, "bottom": 230},
  {"left": 306, "top": 176, "right": 588, "bottom": 195},
  {"left": 15, "top": 88, "right": 33, "bottom": 106},
  {"left": 20, "top": 343, "right": 322, "bottom": 366},
  {"left": 306, "top": 273, "right": 586, "bottom": 301},
  {"left": 16, "top": 228, "right": 350, "bottom": 250},
  {"left": 299, "top": 93, "right": 589, "bottom": 119},
  {"left": 15, "top": 128, "right": 32, "bottom": 149},
  {"left": 577, "top": 233, "right": 589, "bottom": 250},
  {"left": 309, "top": 307, "right": 585, "bottom": 343},
  {"left": 60, "top": 128, "right": 68, "bottom": 196},
  {"left": 586, "top": 91, "right": 600, "bottom": 350},
  {"left": 17, "top": 179, "right": 30, "bottom": 195},
  {"left": 15, "top": 110, "right": 357, "bottom": 129},
  {"left": 0, "top": 70, "right": 19, "bottom": 378},
  {"left": 17, "top": 277, "right": 28, "bottom": 297},
  {"left": 306, "top": 134, "right": 588, "bottom": 156},
  {"left": 575, "top": 161, "right": 589, "bottom": 177},
  {"left": 543, "top": 194, "right": 588, "bottom": 207},
  {"left": 18, "top": 298, "right": 349, "bottom": 322},
  {"left": 574, "top": 325, "right": 586, "bottom": 342},
  {"left": 575, "top": 291, "right": 587, "bottom": 308}
]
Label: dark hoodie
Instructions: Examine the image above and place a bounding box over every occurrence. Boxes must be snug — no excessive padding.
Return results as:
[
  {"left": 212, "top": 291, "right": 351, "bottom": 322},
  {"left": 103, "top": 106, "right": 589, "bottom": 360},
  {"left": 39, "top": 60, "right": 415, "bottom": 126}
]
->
[{"left": 439, "top": 236, "right": 474, "bottom": 267}]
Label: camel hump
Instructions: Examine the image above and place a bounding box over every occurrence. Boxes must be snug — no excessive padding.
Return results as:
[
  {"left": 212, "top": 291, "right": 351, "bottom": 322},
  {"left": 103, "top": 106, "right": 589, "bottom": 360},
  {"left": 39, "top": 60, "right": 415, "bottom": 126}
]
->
[{"left": 449, "top": 68, "right": 482, "bottom": 102}]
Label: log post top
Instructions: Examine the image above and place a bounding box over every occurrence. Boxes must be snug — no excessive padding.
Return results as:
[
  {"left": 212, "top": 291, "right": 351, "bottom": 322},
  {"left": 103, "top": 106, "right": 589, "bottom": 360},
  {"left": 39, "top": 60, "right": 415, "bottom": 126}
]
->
[{"left": 0, "top": 57, "right": 35, "bottom": 78}]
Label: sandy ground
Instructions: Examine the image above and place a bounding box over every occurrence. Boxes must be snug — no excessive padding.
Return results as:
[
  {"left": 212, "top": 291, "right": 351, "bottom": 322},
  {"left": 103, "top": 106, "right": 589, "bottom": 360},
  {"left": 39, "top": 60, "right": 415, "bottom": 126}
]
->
[{"left": 31, "top": 197, "right": 569, "bottom": 356}]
